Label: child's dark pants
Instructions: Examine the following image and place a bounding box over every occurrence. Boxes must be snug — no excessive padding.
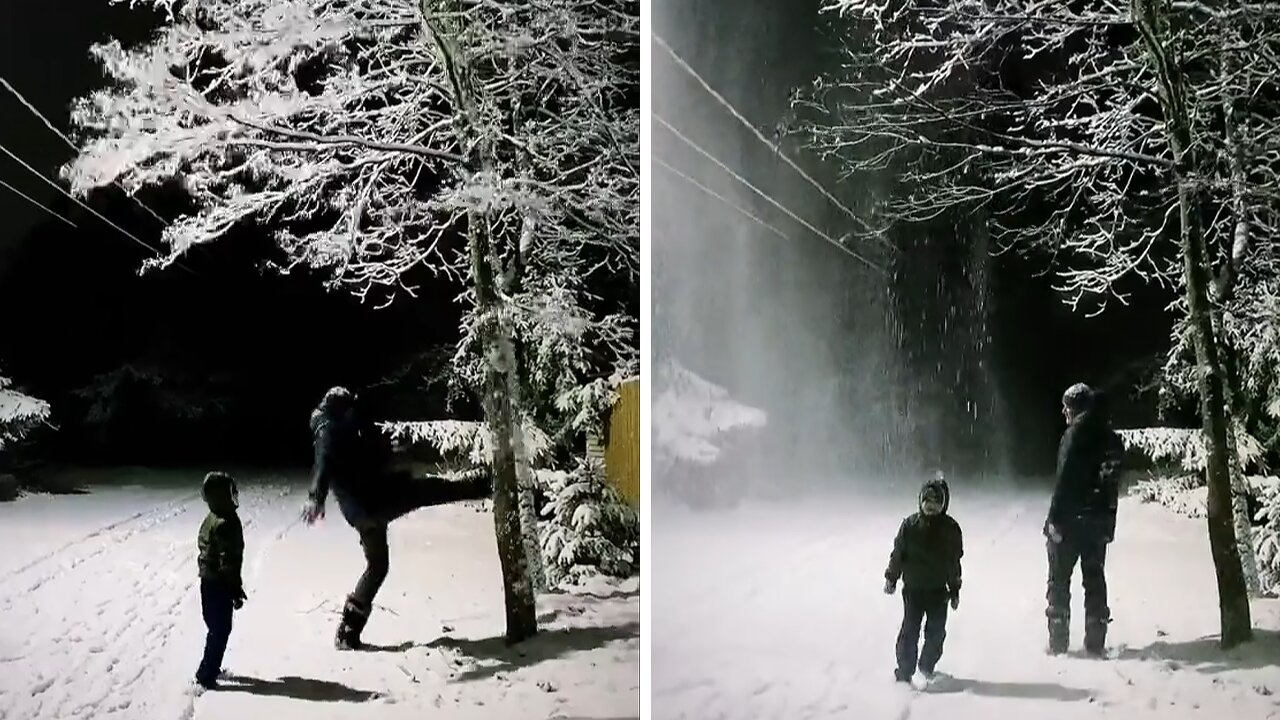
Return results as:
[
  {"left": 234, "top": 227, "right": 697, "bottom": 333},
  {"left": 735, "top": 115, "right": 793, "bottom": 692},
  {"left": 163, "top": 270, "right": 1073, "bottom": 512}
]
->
[
  {"left": 895, "top": 587, "right": 950, "bottom": 678},
  {"left": 197, "top": 579, "right": 235, "bottom": 684}
]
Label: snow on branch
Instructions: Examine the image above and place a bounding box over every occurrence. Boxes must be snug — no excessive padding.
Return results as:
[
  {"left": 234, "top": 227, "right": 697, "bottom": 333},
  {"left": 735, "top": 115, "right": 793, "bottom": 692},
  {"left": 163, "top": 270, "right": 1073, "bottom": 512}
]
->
[
  {"left": 67, "top": 0, "right": 639, "bottom": 303},
  {"left": 793, "top": 0, "right": 1280, "bottom": 311},
  {"left": 653, "top": 359, "right": 766, "bottom": 467},
  {"left": 0, "top": 375, "right": 50, "bottom": 450},
  {"left": 1121, "top": 426, "right": 1265, "bottom": 473},
  {"left": 382, "top": 418, "right": 552, "bottom": 469}
]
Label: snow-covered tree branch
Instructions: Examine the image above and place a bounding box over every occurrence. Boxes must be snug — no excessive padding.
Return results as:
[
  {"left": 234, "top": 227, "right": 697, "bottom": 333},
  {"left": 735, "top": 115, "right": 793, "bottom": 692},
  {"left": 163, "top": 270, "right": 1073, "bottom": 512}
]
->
[{"left": 0, "top": 374, "right": 50, "bottom": 452}]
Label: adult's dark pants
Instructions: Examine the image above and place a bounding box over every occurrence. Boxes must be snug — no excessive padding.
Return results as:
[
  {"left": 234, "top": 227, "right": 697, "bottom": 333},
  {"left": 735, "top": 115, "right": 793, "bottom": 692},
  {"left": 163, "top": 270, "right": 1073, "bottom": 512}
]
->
[
  {"left": 348, "top": 473, "right": 490, "bottom": 610},
  {"left": 350, "top": 523, "right": 391, "bottom": 610},
  {"left": 197, "top": 579, "right": 234, "bottom": 683},
  {"left": 895, "top": 588, "right": 950, "bottom": 677},
  {"left": 1046, "top": 531, "right": 1110, "bottom": 647}
]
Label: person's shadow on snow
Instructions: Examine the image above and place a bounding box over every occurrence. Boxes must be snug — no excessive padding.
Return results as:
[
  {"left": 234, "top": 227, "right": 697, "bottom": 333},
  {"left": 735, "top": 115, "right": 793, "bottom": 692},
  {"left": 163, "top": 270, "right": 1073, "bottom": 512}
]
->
[
  {"left": 922, "top": 674, "right": 1093, "bottom": 701},
  {"left": 219, "top": 674, "right": 382, "bottom": 703},
  {"left": 358, "top": 640, "right": 420, "bottom": 653},
  {"left": 425, "top": 621, "right": 640, "bottom": 682}
]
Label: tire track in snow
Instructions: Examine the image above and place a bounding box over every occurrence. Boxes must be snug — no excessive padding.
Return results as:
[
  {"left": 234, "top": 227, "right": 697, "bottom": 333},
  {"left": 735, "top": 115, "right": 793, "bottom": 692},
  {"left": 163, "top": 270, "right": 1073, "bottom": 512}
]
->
[
  {"left": 0, "top": 492, "right": 202, "bottom": 607},
  {"left": 0, "top": 481, "right": 302, "bottom": 720}
]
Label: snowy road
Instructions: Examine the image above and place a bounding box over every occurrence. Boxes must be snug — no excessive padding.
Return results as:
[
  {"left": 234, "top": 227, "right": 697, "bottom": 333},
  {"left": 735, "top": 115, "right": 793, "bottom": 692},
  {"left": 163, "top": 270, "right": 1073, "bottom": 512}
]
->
[
  {"left": 0, "top": 470, "right": 639, "bottom": 720},
  {"left": 653, "top": 484, "right": 1280, "bottom": 720}
]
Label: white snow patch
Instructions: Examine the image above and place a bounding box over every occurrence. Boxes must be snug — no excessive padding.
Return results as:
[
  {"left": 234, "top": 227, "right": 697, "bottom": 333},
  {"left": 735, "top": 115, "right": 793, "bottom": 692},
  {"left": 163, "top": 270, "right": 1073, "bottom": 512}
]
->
[
  {"left": 654, "top": 485, "right": 1280, "bottom": 719},
  {"left": 0, "top": 470, "right": 638, "bottom": 719}
]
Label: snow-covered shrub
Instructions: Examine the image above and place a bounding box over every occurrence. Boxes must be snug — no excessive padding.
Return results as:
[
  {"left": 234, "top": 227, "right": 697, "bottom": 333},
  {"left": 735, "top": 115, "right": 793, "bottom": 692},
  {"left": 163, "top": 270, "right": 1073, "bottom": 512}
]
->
[
  {"left": 653, "top": 359, "right": 766, "bottom": 470},
  {"left": 0, "top": 374, "right": 50, "bottom": 451},
  {"left": 1255, "top": 479, "right": 1280, "bottom": 596},
  {"left": 1132, "top": 472, "right": 1207, "bottom": 518},
  {"left": 539, "top": 457, "right": 639, "bottom": 587},
  {"left": 540, "top": 375, "right": 640, "bottom": 585}
]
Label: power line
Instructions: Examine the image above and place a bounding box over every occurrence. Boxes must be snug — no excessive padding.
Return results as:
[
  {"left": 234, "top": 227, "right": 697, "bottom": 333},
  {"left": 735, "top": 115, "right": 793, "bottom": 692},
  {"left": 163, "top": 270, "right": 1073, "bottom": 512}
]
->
[
  {"left": 654, "top": 112, "right": 886, "bottom": 274},
  {"left": 653, "top": 32, "right": 889, "bottom": 249},
  {"left": 0, "top": 140, "right": 194, "bottom": 275},
  {"left": 0, "top": 75, "right": 169, "bottom": 226},
  {"left": 0, "top": 178, "right": 76, "bottom": 228},
  {"left": 654, "top": 156, "right": 790, "bottom": 241}
]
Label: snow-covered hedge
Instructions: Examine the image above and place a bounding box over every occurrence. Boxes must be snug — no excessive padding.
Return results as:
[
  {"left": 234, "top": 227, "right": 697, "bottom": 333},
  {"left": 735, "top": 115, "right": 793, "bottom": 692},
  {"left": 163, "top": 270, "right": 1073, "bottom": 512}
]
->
[
  {"left": 0, "top": 375, "right": 50, "bottom": 451},
  {"left": 653, "top": 359, "right": 766, "bottom": 468}
]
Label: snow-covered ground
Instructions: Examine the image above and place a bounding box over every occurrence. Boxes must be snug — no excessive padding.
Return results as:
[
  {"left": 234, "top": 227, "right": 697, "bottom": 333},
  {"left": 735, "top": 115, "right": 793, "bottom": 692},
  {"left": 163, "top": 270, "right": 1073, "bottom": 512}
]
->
[
  {"left": 0, "top": 469, "right": 639, "bottom": 720},
  {"left": 653, "top": 483, "right": 1280, "bottom": 720}
]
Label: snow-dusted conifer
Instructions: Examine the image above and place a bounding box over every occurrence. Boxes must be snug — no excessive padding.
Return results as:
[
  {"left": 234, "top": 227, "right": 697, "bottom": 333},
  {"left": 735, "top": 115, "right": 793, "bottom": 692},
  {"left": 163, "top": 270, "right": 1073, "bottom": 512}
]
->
[
  {"left": 539, "top": 456, "right": 638, "bottom": 587},
  {"left": 0, "top": 374, "right": 49, "bottom": 451}
]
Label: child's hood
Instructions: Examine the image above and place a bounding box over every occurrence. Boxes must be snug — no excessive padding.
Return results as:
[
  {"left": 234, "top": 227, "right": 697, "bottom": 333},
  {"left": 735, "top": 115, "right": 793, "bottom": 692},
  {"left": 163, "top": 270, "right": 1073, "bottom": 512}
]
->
[
  {"left": 202, "top": 474, "right": 238, "bottom": 516},
  {"left": 918, "top": 476, "right": 950, "bottom": 514}
]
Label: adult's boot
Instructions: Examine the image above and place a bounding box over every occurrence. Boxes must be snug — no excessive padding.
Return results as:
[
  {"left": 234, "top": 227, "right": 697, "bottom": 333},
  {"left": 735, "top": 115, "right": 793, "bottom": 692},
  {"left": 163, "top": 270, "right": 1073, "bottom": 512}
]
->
[
  {"left": 335, "top": 594, "right": 371, "bottom": 651},
  {"left": 1046, "top": 608, "right": 1069, "bottom": 655}
]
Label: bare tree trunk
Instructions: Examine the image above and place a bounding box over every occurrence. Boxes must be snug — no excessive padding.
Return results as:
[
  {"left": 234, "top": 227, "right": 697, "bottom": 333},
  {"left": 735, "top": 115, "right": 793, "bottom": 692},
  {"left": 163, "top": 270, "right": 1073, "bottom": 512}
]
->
[
  {"left": 1133, "top": 0, "right": 1252, "bottom": 648},
  {"left": 1175, "top": 175, "right": 1254, "bottom": 649},
  {"left": 1216, "top": 45, "right": 1262, "bottom": 597},
  {"left": 470, "top": 215, "right": 539, "bottom": 643},
  {"left": 426, "top": 5, "right": 538, "bottom": 642},
  {"left": 507, "top": 217, "right": 546, "bottom": 593}
]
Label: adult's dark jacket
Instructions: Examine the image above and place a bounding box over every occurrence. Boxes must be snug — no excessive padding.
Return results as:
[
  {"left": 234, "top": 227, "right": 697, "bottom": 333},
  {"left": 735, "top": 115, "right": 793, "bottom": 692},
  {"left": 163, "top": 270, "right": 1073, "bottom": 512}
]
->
[
  {"left": 307, "top": 395, "right": 395, "bottom": 528},
  {"left": 885, "top": 478, "right": 964, "bottom": 596},
  {"left": 1046, "top": 406, "right": 1125, "bottom": 542}
]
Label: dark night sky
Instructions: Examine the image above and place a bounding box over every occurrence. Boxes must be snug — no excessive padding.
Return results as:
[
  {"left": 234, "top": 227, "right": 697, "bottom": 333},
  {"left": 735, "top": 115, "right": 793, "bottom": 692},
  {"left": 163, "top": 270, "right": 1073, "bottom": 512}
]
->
[
  {"left": 0, "top": 2, "right": 159, "bottom": 262},
  {"left": 0, "top": 2, "right": 468, "bottom": 468}
]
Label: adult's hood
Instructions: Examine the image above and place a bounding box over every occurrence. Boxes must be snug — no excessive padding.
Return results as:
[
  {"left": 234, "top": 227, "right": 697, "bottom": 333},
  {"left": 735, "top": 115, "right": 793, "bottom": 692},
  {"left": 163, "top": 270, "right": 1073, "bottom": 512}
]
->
[{"left": 311, "top": 386, "right": 356, "bottom": 432}]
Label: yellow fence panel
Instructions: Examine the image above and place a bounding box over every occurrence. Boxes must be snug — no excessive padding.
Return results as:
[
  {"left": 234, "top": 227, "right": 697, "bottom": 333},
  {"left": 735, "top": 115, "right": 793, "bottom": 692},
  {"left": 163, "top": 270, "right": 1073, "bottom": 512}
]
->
[{"left": 604, "top": 378, "right": 640, "bottom": 508}]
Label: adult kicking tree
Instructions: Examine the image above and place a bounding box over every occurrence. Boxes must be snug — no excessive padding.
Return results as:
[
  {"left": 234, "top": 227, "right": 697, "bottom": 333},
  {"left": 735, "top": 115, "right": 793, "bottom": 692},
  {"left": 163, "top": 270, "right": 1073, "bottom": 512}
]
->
[{"left": 65, "top": 0, "right": 638, "bottom": 643}]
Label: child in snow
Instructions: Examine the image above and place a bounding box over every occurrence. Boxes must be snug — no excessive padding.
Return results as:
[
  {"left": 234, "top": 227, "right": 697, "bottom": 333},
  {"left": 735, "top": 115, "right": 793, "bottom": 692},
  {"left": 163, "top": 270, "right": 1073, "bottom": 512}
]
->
[
  {"left": 883, "top": 473, "right": 963, "bottom": 684},
  {"left": 195, "top": 471, "right": 246, "bottom": 690}
]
